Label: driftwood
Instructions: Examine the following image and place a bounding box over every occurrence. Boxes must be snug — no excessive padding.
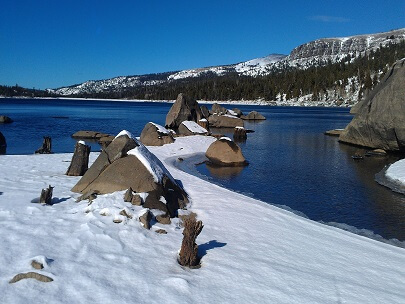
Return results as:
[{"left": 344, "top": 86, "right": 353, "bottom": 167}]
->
[
  {"left": 178, "top": 217, "right": 203, "bottom": 268},
  {"left": 40, "top": 185, "right": 54, "bottom": 205},
  {"left": 35, "top": 136, "right": 52, "bottom": 154},
  {"left": 66, "top": 142, "right": 91, "bottom": 176}
]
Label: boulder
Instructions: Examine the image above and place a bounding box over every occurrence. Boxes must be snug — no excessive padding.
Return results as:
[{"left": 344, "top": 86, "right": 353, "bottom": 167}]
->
[
  {"left": 178, "top": 121, "right": 208, "bottom": 136},
  {"left": 140, "top": 122, "right": 175, "bottom": 146},
  {"left": 205, "top": 137, "right": 248, "bottom": 166},
  {"left": 208, "top": 114, "right": 244, "bottom": 128},
  {"left": 71, "top": 131, "right": 188, "bottom": 217},
  {"left": 98, "top": 135, "right": 115, "bottom": 148},
  {"left": 232, "top": 108, "right": 243, "bottom": 117},
  {"left": 0, "top": 115, "right": 13, "bottom": 123},
  {"left": 72, "top": 130, "right": 110, "bottom": 140},
  {"left": 340, "top": 59, "right": 405, "bottom": 151},
  {"left": 211, "top": 103, "right": 228, "bottom": 115},
  {"left": 200, "top": 105, "right": 210, "bottom": 119},
  {"left": 233, "top": 127, "right": 247, "bottom": 140},
  {"left": 165, "top": 93, "right": 203, "bottom": 131},
  {"left": 241, "top": 111, "right": 266, "bottom": 120}
]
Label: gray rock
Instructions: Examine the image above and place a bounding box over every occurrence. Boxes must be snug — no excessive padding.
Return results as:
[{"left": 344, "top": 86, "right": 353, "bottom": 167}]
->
[
  {"left": 340, "top": 59, "right": 405, "bottom": 151},
  {"left": 139, "top": 210, "right": 152, "bottom": 229},
  {"left": 241, "top": 111, "right": 266, "bottom": 120},
  {"left": 165, "top": 93, "right": 203, "bottom": 131},
  {"left": 200, "top": 105, "right": 210, "bottom": 119},
  {"left": 72, "top": 130, "right": 110, "bottom": 139},
  {"left": 0, "top": 115, "right": 13, "bottom": 123},
  {"left": 156, "top": 214, "right": 171, "bottom": 225},
  {"left": 208, "top": 114, "right": 244, "bottom": 128},
  {"left": 140, "top": 122, "right": 175, "bottom": 146},
  {"left": 211, "top": 103, "right": 227, "bottom": 115},
  {"left": 232, "top": 108, "right": 243, "bottom": 117}
]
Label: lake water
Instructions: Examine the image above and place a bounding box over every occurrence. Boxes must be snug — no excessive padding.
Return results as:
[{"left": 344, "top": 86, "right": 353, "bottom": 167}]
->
[{"left": 1, "top": 98, "right": 405, "bottom": 243}]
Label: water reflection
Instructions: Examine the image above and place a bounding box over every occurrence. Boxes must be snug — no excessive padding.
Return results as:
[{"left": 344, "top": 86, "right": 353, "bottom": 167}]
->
[{"left": 204, "top": 162, "right": 245, "bottom": 179}]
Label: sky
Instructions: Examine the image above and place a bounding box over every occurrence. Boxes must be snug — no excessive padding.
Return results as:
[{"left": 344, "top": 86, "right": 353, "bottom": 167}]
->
[{"left": 0, "top": 0, "right": 404, "bottom": 89}]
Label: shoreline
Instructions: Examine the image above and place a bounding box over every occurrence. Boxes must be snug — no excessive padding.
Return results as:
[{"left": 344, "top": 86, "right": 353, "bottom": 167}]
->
[{"left": 0, "top": 95, "right": 354, "bottom": 108}]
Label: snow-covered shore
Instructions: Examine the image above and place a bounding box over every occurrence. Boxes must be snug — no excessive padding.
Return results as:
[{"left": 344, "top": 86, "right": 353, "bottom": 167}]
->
[{"left": 0, "top": 136, "right": 404, "bottom": 303}]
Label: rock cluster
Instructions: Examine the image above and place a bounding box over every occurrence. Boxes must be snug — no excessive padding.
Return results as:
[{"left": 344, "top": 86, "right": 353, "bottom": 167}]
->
[
  {"left": 165, "top": 93, "right": 204, "bottom": 131},
  {"left": 339, "top": 59, "right": 405, "bottom": 151},
  {"left": 72, "top": 131, "right": 188, "bottom": 217}
]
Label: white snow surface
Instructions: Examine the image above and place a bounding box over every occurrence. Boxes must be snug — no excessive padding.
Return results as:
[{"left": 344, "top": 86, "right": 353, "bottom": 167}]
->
[
  {"left": 149, "top": 122, "right": 170, "bottom": 134},
  {"left": 219, "top": 137, "right": 232, "bottom": 141},
  {"left": 0, "top": 135, "right": 405, "bottom": 303},
  {"left": 386, "top": 158, "right": 405, "bottom": 185},
  {"left": 181, "top": 121, "right": 207, "bottom": 134}
]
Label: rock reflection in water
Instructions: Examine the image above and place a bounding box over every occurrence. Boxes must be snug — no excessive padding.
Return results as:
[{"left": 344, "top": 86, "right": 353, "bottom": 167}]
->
[{"left": 205, "top": 162, "right": 245, "bottom": 179}]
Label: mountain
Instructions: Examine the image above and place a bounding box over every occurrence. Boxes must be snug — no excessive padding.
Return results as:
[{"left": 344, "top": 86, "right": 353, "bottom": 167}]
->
[{"left": 46, "top": 28, "right": 405, "bottom": 105}]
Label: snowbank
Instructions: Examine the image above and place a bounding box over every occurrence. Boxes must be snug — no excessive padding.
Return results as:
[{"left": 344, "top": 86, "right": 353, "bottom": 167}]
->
[
  {"left": 386, "top": 159, "right": 405, "bottom": 185},
  {"left": 0, "top": 136, "right": 404, "bottom": 303}
]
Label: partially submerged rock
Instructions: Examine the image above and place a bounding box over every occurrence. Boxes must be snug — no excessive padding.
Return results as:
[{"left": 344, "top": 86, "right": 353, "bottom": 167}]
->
[
  {"left": 178, "top": 121, "right": 208, "bottom": 136},
  {"left": 165, "top": 93, "right": 204, "bottom": 131},
  {"left": 241, "top": 111, "right": 266, "bottom": 120},
  {"left": 211, "top": 103, "right": 227, "bottom": 115},
  {"left": 72, "top": 130, "right": 110, "bottom": 140},
  {"left": 140, "top": 122, "right": 175, "bottom": 146},
  {"left": 208, "top": 114, "right": 244, "bottom": 128},
  {"left": 339, "top": 59, "right": 405, "bottom": 151},
  {"left": 324, "top": 129, "right": 344, "bottom": 137},
  {"left": 0, "top": 115, "right": 13, "bottom": 123},
  {"left": 233, "top": 127, "right": 247, "bottom": 140},
  {"left": 72, "top": 131, "right": 188, "bottom": 217},
  {"left": 205, "top": 137, "right": 248, "bottom": 166}
]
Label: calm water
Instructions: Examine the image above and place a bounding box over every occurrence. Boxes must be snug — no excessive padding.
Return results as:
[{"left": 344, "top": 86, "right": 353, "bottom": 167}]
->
[{"left": 1, "top": 98, "right": 405, "bottom": 242}]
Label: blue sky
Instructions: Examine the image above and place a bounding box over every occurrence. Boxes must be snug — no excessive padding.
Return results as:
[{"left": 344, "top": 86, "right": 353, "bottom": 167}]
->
[{"left": 1, "top": 0, "right": 404, "bottom": 89}]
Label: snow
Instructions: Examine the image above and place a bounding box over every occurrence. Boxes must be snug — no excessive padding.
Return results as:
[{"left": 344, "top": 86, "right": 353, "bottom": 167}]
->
[
  {"left": 227, "top": 109, "right": 238, "bottom": 116},
  {"left": 77, "top": 140, "right": 86, "bottom": 145},
  {"left": 115, "top": 129, "right": 135, "bottom": 139},
  {"left": 181, "top": 121, "right": 207, "bottom": 134},
  {"left": 149, "top": 122, "right": 170, "bottom": 134},
  {"left": 386, "top": 159, "right": 405, "bottom": 185},
  {"left": 219, "top": 137, "right": 232, "bottom": 141},
  {"left": 0, "top": 135, "right": 405, "bottom": 303}
]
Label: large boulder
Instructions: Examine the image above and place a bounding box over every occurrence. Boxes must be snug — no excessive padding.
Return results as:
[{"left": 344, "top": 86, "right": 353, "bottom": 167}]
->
[
  {"left": 72, "top": 131, "right": 188, "bottom": 217},
  {"left": 340, "top": 59, "right": 405, "bottom": 151},
  {"left": 208, "top": 114, "right": 244, "bottom": 128},
  {"left": 205, "top": 137, "right": 247, "bottom": 166},
  {"left": 165, "top": 93, "right": 203, "bottom": 131},
  {"left": 0, "top": 115, "right": 13, "bottom": 123},
  {"left": 200, "top": 105, "right": 210, "bottom": 119},
  {"left": 241, "top": 111, "right": 266, "bottom": 120},
  {"left": 178, "top": 121, "right": 208, "bottom": 136},
  {"left": 140, "top": 122, "right": 175, "bottom": 146},
  {"left": 211, "top": 103, "right": 227, "bottom": 115}
]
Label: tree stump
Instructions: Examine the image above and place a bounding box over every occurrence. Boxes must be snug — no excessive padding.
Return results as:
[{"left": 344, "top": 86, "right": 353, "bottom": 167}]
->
[
  {"left": 39, "top": 185, "right": 54, "bottom": 205},
  {"left": 233, "top": 127, "right": 247, "bottom": 140},
  {"left": 66, "top": 142, "right": 91, "bottom": 176},
  {"left": 35, "top": 136, "right": 52, "bottom": 154},
  {"left": 178, "top": 217, "right": 203, "bottom": 268}
]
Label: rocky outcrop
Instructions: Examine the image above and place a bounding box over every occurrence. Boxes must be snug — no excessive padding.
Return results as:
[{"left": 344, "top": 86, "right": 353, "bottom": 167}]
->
[
  {"left": 339, "top": 59, "right": 405, "bottom": 151},
  {"left": 205, "top": 137, "right": 247, "bottom": 166},
  {"left": 140, "top": 122, "right": 175, "bottom": 146},
  {"left": 241, "top": 111, "right": 266, "bottom": 120},
  {"left": 208, "top": 114, "right": 244, "bottom": 128},
  {"left": 178, "top": 121, "right": 208, "bottom": 136},
  {"left": 165, "top": 93, "right": 203, "bottom": 130},
  {"left": 0, "top": 115, "right": 13, "bottom": 123},
  {"left": 72, "top": 131, "right": 188, "bottom": 217}
]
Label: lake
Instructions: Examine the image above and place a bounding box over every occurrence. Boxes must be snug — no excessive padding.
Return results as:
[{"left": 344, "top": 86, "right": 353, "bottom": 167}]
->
[{"left": 1, "top": 98, "right": 405, "bottom": 243}]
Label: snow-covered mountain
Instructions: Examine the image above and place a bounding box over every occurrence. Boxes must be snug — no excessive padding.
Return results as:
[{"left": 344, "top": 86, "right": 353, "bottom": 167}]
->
[{"left": 49, "top": 28, "right": 405, "bottom": 96}]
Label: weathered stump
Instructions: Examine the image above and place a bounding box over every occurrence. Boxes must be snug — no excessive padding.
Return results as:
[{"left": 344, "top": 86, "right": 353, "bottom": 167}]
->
[
  {"left": 39, "top": 185, "right": 54, "bottom": 205},
  {"left": 0, "top": 131, "right": 6, "bottom": 154},
  {"left": 178, "top": 217, "right": 203, "bottom": 268},
  {"left": 35, "top": 136, "right": 52, "bottom": 154},
  {"left": 233, "top": 127, "right": 247, "bottom": 140},
  {"left": 66, "top": 142, "right": 91, "bottom": 176}
]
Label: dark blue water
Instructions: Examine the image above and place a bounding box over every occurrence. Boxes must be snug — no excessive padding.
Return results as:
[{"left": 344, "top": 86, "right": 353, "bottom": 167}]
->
[{"left": 1, "top": 98, "right": 405, "bottom": 242}]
